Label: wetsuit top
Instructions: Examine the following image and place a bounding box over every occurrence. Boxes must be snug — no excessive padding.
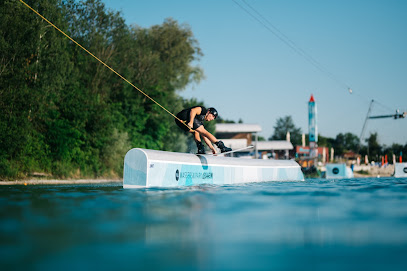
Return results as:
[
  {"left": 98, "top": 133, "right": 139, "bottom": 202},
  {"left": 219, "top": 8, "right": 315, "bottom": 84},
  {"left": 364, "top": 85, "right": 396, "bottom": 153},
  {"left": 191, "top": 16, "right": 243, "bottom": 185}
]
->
[{"left": 175, "top": 106, "right": 207, "bottom": 131}]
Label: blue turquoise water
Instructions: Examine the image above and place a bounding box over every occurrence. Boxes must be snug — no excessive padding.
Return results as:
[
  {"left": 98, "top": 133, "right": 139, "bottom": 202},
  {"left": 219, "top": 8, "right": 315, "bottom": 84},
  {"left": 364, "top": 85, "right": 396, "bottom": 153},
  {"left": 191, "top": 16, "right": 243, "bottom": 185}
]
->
[{"left": 1, "top": 177, "right": 407, "bottom": 270}]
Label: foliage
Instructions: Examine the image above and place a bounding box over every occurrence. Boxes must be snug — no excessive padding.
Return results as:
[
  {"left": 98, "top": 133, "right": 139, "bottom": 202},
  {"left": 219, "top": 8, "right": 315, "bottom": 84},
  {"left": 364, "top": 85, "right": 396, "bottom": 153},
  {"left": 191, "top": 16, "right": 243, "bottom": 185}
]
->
[
  {"left": 333, "top": 132, "right": 360, "bottom": 156},
  {"left": 216, "top": 117, "right": 235, "bottom": 124},
  {"left": 269, "top": 116, "right": 302, "bottom": 145},
  {"left": 252, "top": 135, "right": 266, "bottom": 141},
  {"left": 0, "top": 0, "right": 204, "bottom": 179},
  {"left": 364, "top": 132, "right": 381, "bottom": 158}
]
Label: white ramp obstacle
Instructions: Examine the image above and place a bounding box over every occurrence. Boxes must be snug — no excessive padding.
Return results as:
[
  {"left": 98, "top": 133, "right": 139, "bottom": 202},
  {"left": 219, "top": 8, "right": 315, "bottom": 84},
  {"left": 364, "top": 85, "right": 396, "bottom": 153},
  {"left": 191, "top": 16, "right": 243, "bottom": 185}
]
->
[
  {"left": 123, "top": 148, "right": 304, "bottom": 188},
  {"left": 394, "top": 162, "right": 407, "bottom": 178},
  {"left": 325, "top": 163, "right": 354, "bottom": 179}
]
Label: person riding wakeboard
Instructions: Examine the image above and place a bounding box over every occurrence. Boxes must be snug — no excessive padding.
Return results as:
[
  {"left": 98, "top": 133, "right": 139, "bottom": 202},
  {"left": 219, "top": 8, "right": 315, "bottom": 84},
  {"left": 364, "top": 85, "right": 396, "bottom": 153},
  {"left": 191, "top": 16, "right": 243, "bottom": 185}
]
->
[{"left": 175, "top": 106, "right": 232, "bottom": 154}]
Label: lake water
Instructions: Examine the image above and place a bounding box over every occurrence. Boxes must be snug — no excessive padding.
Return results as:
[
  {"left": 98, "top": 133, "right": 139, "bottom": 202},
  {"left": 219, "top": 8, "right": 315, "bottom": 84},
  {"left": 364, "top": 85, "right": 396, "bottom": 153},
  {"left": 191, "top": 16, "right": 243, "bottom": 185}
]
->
[{"left": 1, "top": 177, "right": 407, "bottom": 270}]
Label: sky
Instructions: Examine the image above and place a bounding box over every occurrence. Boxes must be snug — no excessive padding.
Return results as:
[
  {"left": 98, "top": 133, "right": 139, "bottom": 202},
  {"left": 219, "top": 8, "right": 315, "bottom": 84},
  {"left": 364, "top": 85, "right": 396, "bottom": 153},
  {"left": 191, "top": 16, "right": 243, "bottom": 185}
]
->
[{"left": 102, "top": 0, "right": 407, "bottom": 146}]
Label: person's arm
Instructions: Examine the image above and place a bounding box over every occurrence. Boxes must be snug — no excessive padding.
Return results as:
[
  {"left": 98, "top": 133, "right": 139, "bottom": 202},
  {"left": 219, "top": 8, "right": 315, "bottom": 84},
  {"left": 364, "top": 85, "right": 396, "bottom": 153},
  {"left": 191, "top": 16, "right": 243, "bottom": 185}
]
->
[
  {"left": 202, "top": 135, "right": 217, "bottom": 154},
  {"left": 188, "top": 107, "right": 202, "bottom": 129}
]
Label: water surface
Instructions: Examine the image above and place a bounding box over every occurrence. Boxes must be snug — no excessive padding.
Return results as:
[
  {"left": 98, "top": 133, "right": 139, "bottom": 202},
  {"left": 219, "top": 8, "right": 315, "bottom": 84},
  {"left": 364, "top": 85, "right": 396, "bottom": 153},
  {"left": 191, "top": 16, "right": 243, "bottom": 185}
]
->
[{"left": 1, "top": 177, "right": 407, "bottom": 270}]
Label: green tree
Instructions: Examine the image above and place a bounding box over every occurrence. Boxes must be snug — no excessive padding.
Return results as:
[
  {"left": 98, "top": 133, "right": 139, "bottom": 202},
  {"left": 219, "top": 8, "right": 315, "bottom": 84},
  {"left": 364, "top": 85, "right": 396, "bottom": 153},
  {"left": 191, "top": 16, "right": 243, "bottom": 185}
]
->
[
  {"left": 269, "top": 116, "right": 302, "bottom": 145},
  {"left": 332, "top": 132, "right": 359, "bottom": 156},
  {"left": 118, "top": 18, "right": 204, "bottom": 151},
  {"left": 1, "top": 0, "right": 71, "bottom": 178},
  {"left": 316, "top": 134, "right": 334, "bottom": 148},
  {"left": 252, "top": 135, "right": 266, "bottom": 141},
  {"left": 63, "top": 0, "right": 131, "bottom": 176},
  {"left": 383, "top": 143, "right": 402, "bottom": 163},
  {"left": 216, "top": 117, "right": 236, "bottom": 124},
  {"left": 365, "top": 132, "right": 382, "bottom": 161},
  {"left": 0, "top": 0, "right": 205, "bottom": 180}
]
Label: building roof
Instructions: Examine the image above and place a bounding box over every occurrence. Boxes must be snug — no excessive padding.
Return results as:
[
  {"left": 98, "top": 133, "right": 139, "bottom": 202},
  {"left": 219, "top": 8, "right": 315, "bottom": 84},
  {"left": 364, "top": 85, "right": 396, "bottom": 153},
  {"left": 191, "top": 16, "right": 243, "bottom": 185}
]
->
[
  {"left": 216, "top": 123, "right": 262, "bottom": 133},
  {"left": 256, "top": 141, "right": 293, "bottom": 151}
]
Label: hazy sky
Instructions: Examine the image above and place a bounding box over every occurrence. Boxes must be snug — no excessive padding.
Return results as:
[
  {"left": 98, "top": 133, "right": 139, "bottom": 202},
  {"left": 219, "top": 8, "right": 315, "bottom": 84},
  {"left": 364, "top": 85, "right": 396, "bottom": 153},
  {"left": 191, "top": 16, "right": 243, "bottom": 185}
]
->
[{"left": 103, "top": 0, "right": 407, "bottom": 146}]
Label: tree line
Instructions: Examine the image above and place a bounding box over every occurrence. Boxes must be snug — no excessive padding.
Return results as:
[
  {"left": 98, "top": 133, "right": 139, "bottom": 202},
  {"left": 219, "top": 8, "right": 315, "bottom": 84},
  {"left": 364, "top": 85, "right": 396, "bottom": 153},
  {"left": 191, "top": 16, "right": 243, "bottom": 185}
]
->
[
  {"left": 270, "top": 116, "right": 407, "bottom": 162},
  {"left": 0, "top": 0, "right": 211, "bottom": 179}
]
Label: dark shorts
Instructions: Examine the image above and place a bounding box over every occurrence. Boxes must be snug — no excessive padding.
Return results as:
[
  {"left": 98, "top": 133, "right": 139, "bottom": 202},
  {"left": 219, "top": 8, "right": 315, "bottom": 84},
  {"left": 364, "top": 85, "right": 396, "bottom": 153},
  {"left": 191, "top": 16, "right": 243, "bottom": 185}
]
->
[{"left": 175, "top": 112, "right": 204, "bottom": 132}]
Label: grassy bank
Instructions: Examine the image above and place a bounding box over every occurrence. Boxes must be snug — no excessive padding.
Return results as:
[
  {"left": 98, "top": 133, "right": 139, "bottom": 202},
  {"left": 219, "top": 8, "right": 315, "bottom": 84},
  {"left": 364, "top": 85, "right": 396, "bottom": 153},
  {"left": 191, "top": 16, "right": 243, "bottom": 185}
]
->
[{"left": 0, "top": 178, "right": 122, "bottom": 185}]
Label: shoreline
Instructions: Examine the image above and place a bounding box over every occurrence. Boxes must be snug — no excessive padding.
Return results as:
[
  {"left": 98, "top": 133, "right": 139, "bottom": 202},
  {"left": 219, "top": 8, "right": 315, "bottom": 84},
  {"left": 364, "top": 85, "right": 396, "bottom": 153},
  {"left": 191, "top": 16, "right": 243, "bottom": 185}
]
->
[
  {"left": 0, "top": 179, "right": 122, "bottom": 185},
  {"left": 0, "top": 165, "right": 397, "bottom": 185}
]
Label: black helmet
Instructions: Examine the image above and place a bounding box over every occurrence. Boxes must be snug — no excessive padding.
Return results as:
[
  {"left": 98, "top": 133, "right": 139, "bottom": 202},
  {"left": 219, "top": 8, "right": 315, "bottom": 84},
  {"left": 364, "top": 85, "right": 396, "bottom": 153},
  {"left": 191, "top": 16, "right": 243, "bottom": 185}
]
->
[{"left": 208, "top": 107, "right": 218, "bottom": 119}]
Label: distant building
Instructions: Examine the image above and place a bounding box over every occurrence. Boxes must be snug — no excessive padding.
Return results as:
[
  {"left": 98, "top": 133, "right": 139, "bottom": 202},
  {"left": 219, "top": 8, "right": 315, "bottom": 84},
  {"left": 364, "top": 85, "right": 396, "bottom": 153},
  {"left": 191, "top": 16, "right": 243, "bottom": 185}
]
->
[
  {"left": 257, "top": 141, "right": 294, "bottom": 160},
  {"left": 215, "top": 123, "right": 262, "bottom": 145},
  {"left": 215, "top": 123, "right": 293, "bottom": 159},
  {"left": 215, "top": 123, "right": 261, "bottom": 158},
  {"left": 295, "top": 145, "right": 329, "bottom": 168}
]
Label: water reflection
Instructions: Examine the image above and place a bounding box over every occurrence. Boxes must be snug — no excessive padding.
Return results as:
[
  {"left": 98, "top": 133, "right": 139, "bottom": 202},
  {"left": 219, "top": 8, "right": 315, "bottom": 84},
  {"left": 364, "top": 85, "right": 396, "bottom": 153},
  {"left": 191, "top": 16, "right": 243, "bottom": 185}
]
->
[{"left": 1, "top": 179, "right": 407, "bottom": 270}]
